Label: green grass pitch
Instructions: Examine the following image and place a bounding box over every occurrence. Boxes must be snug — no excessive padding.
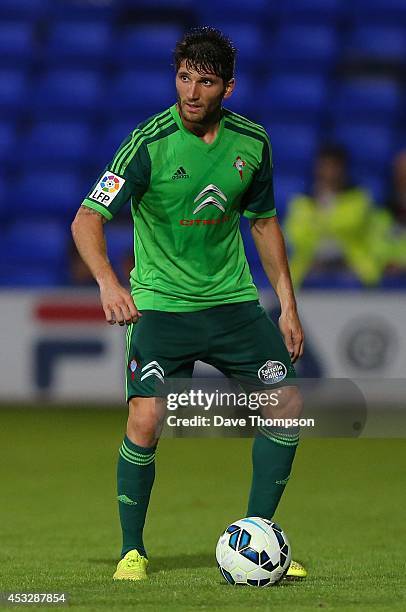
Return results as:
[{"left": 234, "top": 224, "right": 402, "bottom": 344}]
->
[{"left": 0, "top": 408, "right": 405, "bottom": 611}]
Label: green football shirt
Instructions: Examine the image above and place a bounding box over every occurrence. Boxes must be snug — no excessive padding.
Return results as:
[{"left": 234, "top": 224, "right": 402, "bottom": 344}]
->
[{"left": 82, "top": 104, "right": 276, "bottom": 311}]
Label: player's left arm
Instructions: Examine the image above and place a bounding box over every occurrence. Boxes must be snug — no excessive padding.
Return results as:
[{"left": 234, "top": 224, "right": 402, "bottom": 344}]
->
[
  {"left": 241, "top": 132, "right": 304, "bottom": 361},
  {"left": 250, "top": 216, "right": 304, "bottom": 362}
]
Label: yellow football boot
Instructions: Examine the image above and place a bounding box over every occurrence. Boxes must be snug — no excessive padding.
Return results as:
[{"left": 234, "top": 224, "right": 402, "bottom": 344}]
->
[
  {"left": 113, "top": 549, "right": 148, "bottom": 581},
  {"left": 285, "top": 559, "right": 307, "bottom": 579}
]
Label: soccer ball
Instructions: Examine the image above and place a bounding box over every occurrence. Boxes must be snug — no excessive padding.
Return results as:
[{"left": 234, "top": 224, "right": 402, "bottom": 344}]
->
[{"left": 215, "top": 517, "right": 291, "bottom": 587}]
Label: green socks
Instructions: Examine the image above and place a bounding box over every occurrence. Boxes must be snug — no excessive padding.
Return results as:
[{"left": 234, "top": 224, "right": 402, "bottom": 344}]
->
[
  {"left": 117, "top": 435, "right": 156, "bottom": 558},
  {"left": 246, "top": 427, "right": 299, "bottom": 520},
  {"left": 117, "top": 427, "right": 297, "bottom": 558}
]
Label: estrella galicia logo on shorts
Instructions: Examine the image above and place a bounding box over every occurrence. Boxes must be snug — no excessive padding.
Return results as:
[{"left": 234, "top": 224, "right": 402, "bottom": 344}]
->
[{"left": 258, "top": 360, "right": 287, "bottom": 384}]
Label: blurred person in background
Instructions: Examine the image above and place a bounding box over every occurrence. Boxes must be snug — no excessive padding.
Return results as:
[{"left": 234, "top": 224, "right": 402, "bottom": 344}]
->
[
  {"left": 382, "top": 150, "right": 406, "bottom": 277},
  {"left": 385, "top": 150, "right": 406, "bottom": 229},
  {"left": 284, "top": 145, "right": 392, "bottom": 287},
  {"left": 67, "top": 238, "right": 133, "bottom": 287},
  {"left": 68, "top": 240, "right": 96, "bottom": 286}
]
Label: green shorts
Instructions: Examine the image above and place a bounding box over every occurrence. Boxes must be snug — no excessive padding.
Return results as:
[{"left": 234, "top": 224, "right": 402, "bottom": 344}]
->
[{"left": 125, "top": 300, "right": 295, "bottom": 400}]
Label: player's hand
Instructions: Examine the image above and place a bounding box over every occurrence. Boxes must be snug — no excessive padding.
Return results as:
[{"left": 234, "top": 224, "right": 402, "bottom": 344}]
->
[
  {"left": 278, "top": 309, "right": 304, "bottom": 363},
  {"left": 99, "top": 281, "right": 142, "bottom": 326}
]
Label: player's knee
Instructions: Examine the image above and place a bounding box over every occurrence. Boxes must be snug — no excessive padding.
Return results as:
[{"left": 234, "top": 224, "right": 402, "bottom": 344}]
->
[
  {"left": 260, "top": 385, "right": 303, "bottom": 420},
  {"left": 279, "top": 386, "right": 303, "bottom": 419},
  {"left": 127, "top": 397, "right": 164, "bottom": 447}
]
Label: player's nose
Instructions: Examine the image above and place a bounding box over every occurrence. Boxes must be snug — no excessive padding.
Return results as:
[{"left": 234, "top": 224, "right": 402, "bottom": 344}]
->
[{"left": 187, "top": 82, "right": 200, "bottom": 100}]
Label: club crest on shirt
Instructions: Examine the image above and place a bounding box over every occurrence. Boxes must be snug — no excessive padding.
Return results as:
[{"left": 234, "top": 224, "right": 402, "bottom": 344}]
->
[{"left": 233, "top": 156, "right": 246, "bottom": 181}]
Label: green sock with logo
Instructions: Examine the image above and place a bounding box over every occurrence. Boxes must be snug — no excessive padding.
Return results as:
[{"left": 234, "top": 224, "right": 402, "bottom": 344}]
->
[
  {"left": 246, "top": 427, "right": 299, "bottom": 520},
  {"left": 117, "top": 435, "right": 156, "bottom": 558}
]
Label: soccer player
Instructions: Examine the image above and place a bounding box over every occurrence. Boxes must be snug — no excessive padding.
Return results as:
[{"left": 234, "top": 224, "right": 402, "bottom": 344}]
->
[{"left": 71, "top": 27, "right": 306, "bottom": 581}]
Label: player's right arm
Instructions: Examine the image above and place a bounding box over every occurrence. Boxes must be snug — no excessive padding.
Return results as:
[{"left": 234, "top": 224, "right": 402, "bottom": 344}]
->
[
  {"left": 71, "top": 206, "right": 140, "bottom": 326},
  {"left": 71, "top": 128, "right": 151, "bottom": 325}
]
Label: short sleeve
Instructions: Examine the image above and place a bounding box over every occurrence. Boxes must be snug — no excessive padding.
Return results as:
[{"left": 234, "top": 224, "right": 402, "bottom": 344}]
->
[
  {"left": 241, "top": 136, "right": 276, "bottom": 219},
  {"left": 81, "top": 130, "right": 151, "bottom": 221}
]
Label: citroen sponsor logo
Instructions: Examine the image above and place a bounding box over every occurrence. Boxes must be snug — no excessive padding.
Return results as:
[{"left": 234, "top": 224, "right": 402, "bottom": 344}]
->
[
  {"left": 140, "top": 360, "right": 165, "bottom": 383},
  {"left": 179, "top": 217, "right": 231, "bottom": 226},
  {"left": 193, "top": 184, "right": 227, "bottom": 214}
]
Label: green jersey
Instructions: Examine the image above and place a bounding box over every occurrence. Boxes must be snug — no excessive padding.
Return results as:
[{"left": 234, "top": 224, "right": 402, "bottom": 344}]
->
[{"left": 82, "top": 104, "right": 276, "bottom": 311}]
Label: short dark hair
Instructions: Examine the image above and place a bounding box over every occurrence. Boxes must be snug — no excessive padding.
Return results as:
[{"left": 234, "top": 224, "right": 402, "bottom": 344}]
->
[{"left": 174, "top": 26, "right": 236, "bottom": 83}]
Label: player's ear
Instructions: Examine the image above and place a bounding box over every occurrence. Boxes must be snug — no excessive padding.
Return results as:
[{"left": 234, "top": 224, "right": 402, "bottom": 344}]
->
[{"left": 223, "top": 78, "right": 235, "bottom": 100}]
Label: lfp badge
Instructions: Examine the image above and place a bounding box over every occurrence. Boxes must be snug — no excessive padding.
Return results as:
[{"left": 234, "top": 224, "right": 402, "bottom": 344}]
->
[
  {"left": 90, "top": 171, "right": 125, "bottom": 206},
  {"left": 101, "top": 174, "right": 121, "bottom": 193},
  {"left": 258, "top": 360, "right": 287, "bottom": 384}
]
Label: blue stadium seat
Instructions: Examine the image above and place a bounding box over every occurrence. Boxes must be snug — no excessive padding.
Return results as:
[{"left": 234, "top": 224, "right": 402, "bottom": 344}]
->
[
  {"left": 268, "top": 124, "right": 319, "bottom": 175},
  {"left": 0, "top": 123, "right": 16, "bottom": 163},
  {"left": 276, "top": 0, "right": 345, "bottom": 24},
  {"left": 49, "top": 0, "right": 115, "bottom": 21},
  {"left": 0, "top": 175, "right": 6, "bottom": 219},
  {"left": 346, "top": 26, "right": 406, "bottom": 63},
  {"left": 302, "top": 271, "right": 363, "bottom": 289},
  {"left": 249, "top": 262, "right": 273, "bottom": 289},
  {"left": 274, "top": 173, "right": 309, "bottom": 220},
  {"left": 225, "top": 74, "right": 255, "bottom": 118},
  {"left": 32, "top": 70, "right": 103, "bottom": 118},
  {"left": 352, "top": 0, "right": 406, "bottom": 24},
  {"left": 333, "top": 79, "right": 401, "bottom": 125},
  {"left": 106, "top": 70, "right": 174, "bottom": 116},
  {"left": 10, "top": 170, "right": 84, "bottom": 218},
  {"left": 94, "top": 122, "right": 138, "bottom": 168},
  {"left": 0, "top": 70, "right": 28, "bottom": 117},
  {"left": 395, "top": 128, "right": 406, "bottom": 153},
  {"left": 105, "top": 225, "right": 134, "bottom": 269},
  {"left": 262, "top": 76, "right": 328, "bottom": 123},
  {"left": 268, "top": 26, "right": 339, "bottom": 72},
  {"left": 196, "top": 0, "right": 268, "bottom": 24},
  {"left": 0, "top": 265, "right": 62, "bottom": 287},
  {"left": 116, "top": 25, "right": 183, "bottom": 67},
  {"left": 46, "top": 22, "right": 112, "bottom": 67},
  {"left": 239, "top": 219, "right": 260, "bottom": 264},
  {"left": 0, "top": 0, "right": 49, "bottom": 19},
  {"left": 206, "top": 24, "right": 264, "bottom": 70},
  {"left": 0, "top": 23, "right": 35, "bottom": 66},
  {"left": 333, "top": 124, "right": 394, "bottom": 171},
  {"left": 355, "top": 174, "right": 387, "bottom": 205},
  {"left": 4, "top": 220, "right": 68, "bottom": 266},
  {"left": 118, "top": 0, "right": 192, "bottom": 7},
  {"left": 0, "top": 218, "right": 68, "bottom": 287},
  {"left": 380, "top": 273, "right": 406, "bottom": 289},
  {"left": 20, "top": 122, "right": 93, "bottom": 167}
]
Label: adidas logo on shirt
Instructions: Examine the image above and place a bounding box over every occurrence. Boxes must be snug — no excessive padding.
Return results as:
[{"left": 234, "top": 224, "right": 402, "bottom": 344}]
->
[{"left": 172, "top": 166, "right": 190, "bottom": 180}]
